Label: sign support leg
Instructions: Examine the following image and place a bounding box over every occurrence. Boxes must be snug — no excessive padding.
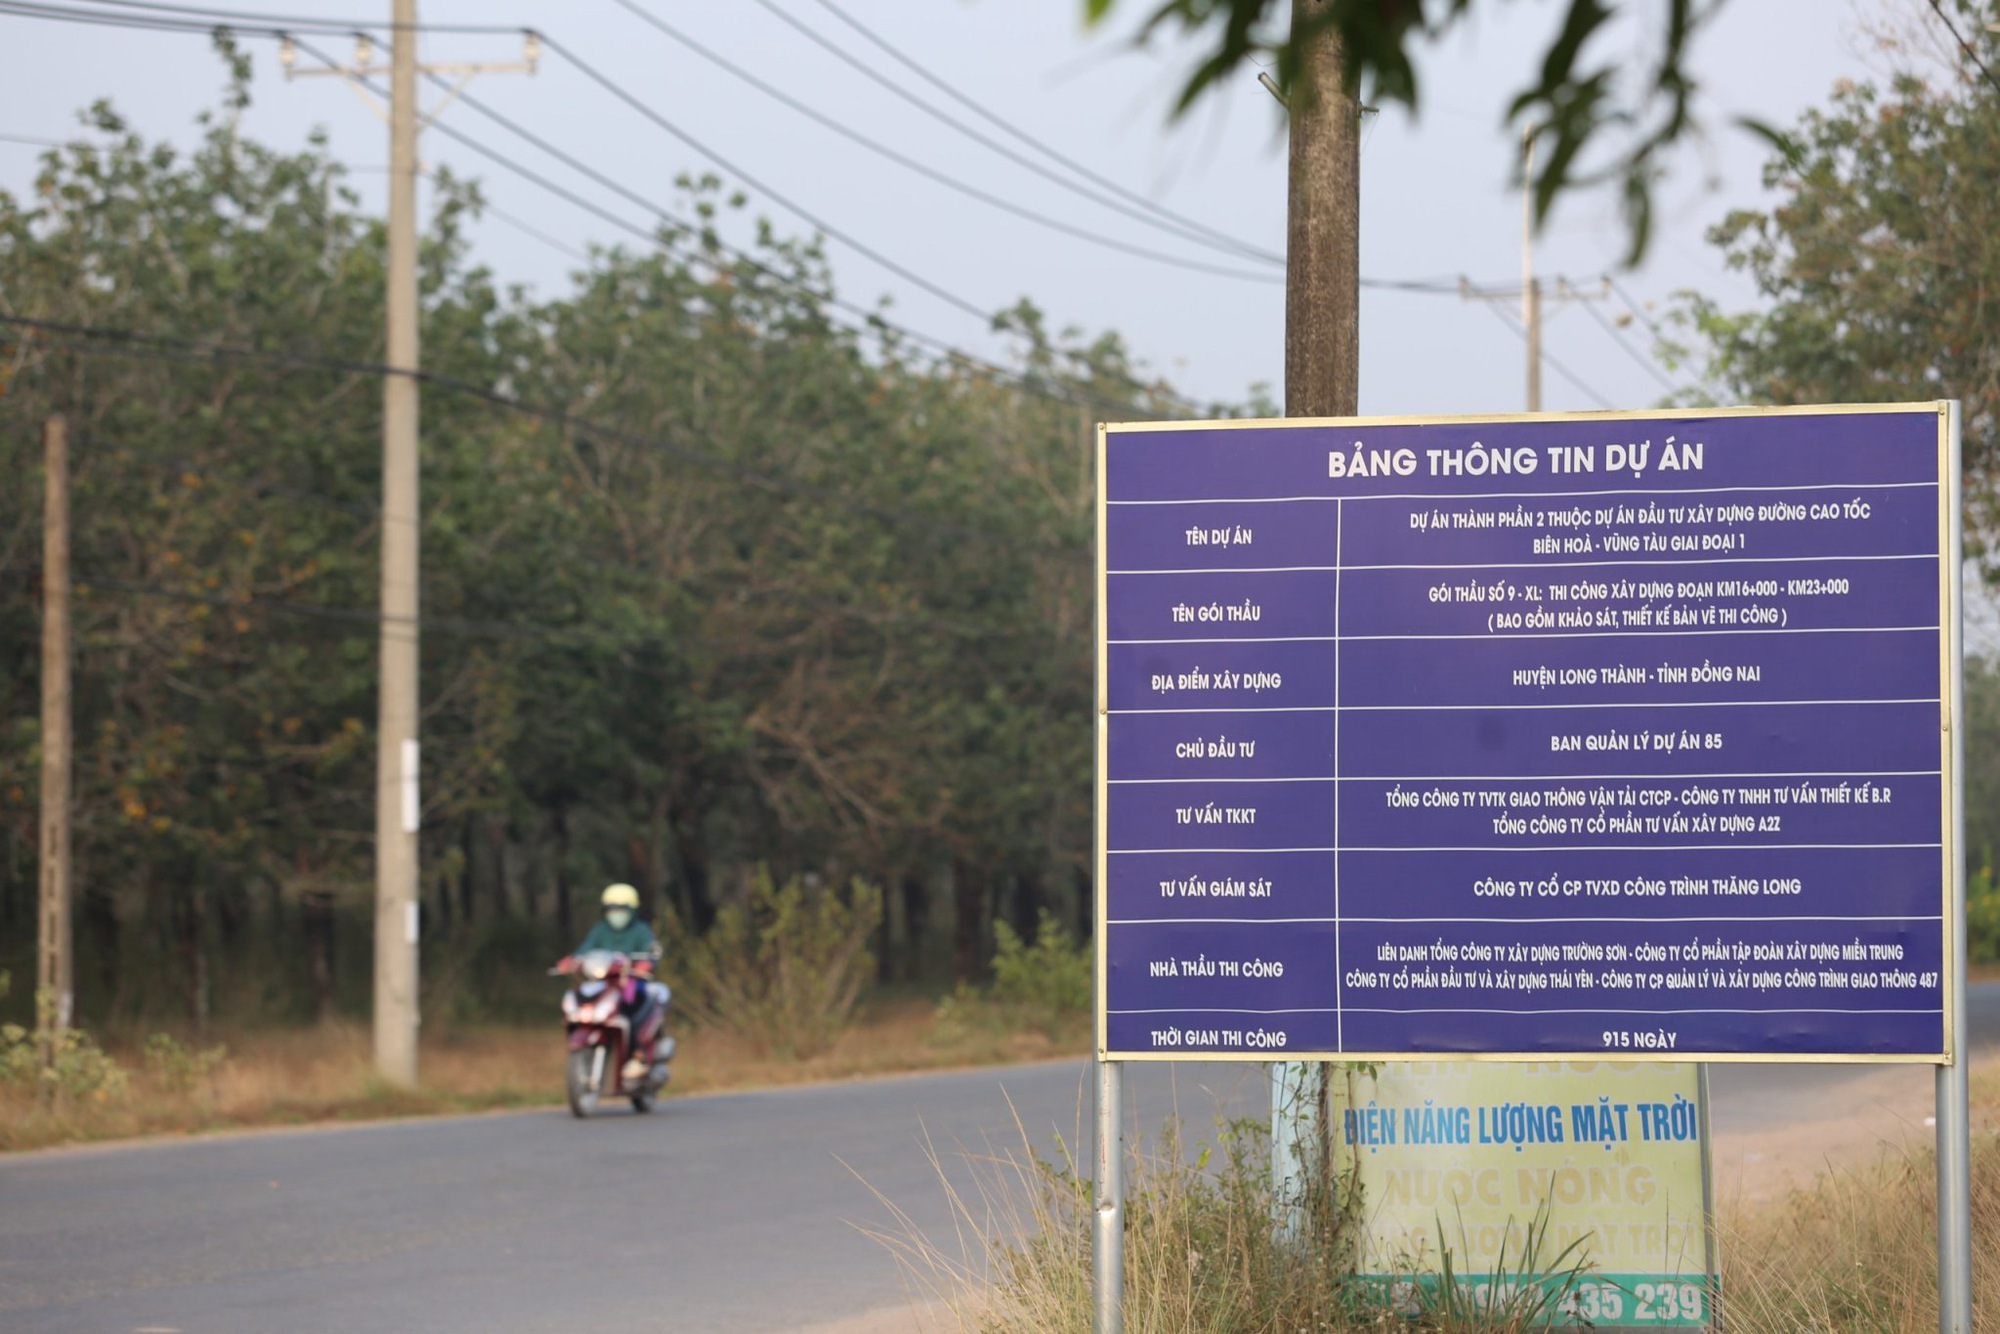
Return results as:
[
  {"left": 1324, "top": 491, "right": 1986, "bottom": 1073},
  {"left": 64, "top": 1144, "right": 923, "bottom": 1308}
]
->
[
  {"left": 1937, "top": 1060, "right": 1971, "bottom": 1333},
  {"left": 1939, "top": 403, "right": 1971, "bottom": 1334},
  {"left": 1092, "top": 1056, "right": 1124, "bottom": 1334},
  {"left": 1271, "top": 1060, "right": 1316, "bottom": 1242}
]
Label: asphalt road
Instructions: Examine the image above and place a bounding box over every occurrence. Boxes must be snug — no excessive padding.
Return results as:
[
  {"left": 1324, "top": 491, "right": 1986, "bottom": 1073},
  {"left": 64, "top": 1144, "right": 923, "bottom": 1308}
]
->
[{"left": 5, "top": 985, "right": 1996, "bottom": 1333}]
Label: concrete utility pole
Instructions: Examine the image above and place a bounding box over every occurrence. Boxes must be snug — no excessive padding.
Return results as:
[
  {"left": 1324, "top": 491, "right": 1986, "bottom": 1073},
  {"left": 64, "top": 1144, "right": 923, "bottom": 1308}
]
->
[
  {"left": 1521, "top": 131, "right": 1543, "bottom": 412},
  {"left": 38, "top": 414, "right": 72, "bottom": 1066},
  {"left": 1273, "top": 0, "right": 1360, "bottom": 1239},
  {"left": 1459, "top": 130, "right": 1608, "bottom": 412},
  {"left": 373, "top": 0, "right": 423, "bottom": 1091},
  {"left": 285, "top": 9, "right": 536, "bottom": 1087}
]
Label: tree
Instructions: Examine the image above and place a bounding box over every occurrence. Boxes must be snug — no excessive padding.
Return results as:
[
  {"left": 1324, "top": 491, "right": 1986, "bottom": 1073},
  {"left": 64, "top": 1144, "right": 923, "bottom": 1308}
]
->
[
  {"left": 1085, "top": 0, "right": 1795, "bottom": 263},
  {"left": 0, "top": 69, "right": 1214, "bottom": 1025},
  {"left": 1676, "top": 0, "right": 2000, "bottom": 538},
  {"left": 0, "top": 98, "right": 519, "bottom": 1026},
  {"left": 1674, "top": 1, "right": 2000, "bottom": 865}
]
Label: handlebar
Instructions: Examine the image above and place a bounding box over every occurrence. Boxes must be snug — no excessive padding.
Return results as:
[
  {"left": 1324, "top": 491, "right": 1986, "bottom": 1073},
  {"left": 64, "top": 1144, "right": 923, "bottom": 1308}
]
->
[{"left": 549, "top": 952, "right": 660, "bottom": 978}]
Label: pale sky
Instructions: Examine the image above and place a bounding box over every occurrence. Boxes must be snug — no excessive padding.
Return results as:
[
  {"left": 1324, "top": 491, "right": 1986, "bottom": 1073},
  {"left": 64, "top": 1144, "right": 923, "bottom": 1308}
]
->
[{"left": 0, "top": 1, "right": 1902, "bottom": 414}]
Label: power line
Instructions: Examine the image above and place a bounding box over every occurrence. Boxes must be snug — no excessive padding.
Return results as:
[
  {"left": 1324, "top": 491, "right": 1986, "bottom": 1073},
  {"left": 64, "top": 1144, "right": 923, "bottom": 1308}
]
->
[
  {"left": 751, "top": 0, "right": 1281, "bottom": 267},
  {"left": 1473, "top": 299, "right": 1616, "bottom": 411},
  {"left": 0, "top": 0, "right": 290, "bottom": 35},
  {"left": 1577, "top": 294, "right": 1681, "bottom": 395},
  {"left": 7, "top": 311, "right": 1131, "bottom": 655},
  {"left": 0, "top": 563, "right": 547, "bottom": 637},
  {"left": 0, "top": 5, "right": 1167, "bottom": 419},
  {"left": 1603, "top": 276, "right": 1673, "bottom": 345},
  {"left": 1602, "top": 275, "right": 1725, "bottom": 403},
  {"left": 345, "top": 162, "right": 595, "bottom": 263},
  {"left": 9, "top": 558, "right": 1012, "bottom": 654},
  {"left": 80, "top": 572, "right": 549, "bottom": 637},
  {"left": 18, "top": 0, "right": 516, "bottom": 34},
  {"left": 808, "top": 0, "right": 1273, "bottom": 260},
  {"left": 282, "top": 33, "right": 1182, "bottom": 418},
  {"left": 621, "top": 5, "right": 1457, "bottom": 300},
  {"left": 9, "top": 0, "right": 1145, "bottom": 399},
  {"left": 0, "top": 308, "right": 902, "bottom": 510},
  {"left": 1928, "top": 0, "right": 2000, "bottom": 100},
  {"left": 10, "top": 1, "right": 1456, "bottom": 411},
  {"left": 1364, "top": 274, "right": 1466, "bottom": 294},
  {"left": 0, "top": 0, "right": 349, "bottom": 37},
  {"left": 476, "top": 197, "right": 591, "bottom": 264},
  {"left": 606, "top": 0, "right": 1277, "bottom": 284},
  {"left": 533, "top": 31, "right": 1000, "bottom": 329},
  {"left": 0, "top": 308, "right": 1096, "bottom": 554}
]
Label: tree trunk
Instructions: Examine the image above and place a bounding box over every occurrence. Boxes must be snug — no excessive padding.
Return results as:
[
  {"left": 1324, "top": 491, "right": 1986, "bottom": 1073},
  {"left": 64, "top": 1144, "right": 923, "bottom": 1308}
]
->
[
  {"left": 552, "top": 803, "right": 573, "bottom": 942},
  {"left": 486, "top": 817, "right": 515, "bottom": 918},
  {"left": 457, "top": 818, "right": 476, "bottom": 925},
  {"left": 625, "top": 831, "right": 654, "bottom": 922},
  {"left": 303, "top": 890, "right": 336, "bottom": 1024},
  {"left": 883, "top": 874, "right": 911, "bottom": 982},
  {"left": 1013, "top": 872, "right": 1044, "bottom": 939},
  {"left": 952, "top": 859, "right": 988, "bottom": 982},
  {"left": 1285, "top": 0, "right": 1361, "bottom": 419},
  {"left": 83, "top": 882, "right": 118, "bottom": 1021},
  {"left": 178, "top": 888, "right": 210, "bottom": 1036},
  {"left": 1, "top": 827, "right": 16, "bottom": 932},
  {"left": 902, "top": 876, "right": 930, "bottom": 982},
  {"left": 680, "top": 842, "right": 713, "bottom": 934}
]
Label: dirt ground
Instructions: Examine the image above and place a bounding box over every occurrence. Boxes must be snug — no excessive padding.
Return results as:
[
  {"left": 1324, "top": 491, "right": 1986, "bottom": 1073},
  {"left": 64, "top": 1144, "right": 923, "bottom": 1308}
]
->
[
  {"left": 1710, "top": 1059, "right": 1992, "bottom": 1207},
  {"left": 798, "top": 1303, "right": 954, "bottom": 1334}
]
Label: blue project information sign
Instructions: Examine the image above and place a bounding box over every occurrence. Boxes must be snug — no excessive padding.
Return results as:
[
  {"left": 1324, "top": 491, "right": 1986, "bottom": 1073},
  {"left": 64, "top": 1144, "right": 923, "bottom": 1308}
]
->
[{"left": 1096, "top": 405, "right": 1957, "bottom": 1062}]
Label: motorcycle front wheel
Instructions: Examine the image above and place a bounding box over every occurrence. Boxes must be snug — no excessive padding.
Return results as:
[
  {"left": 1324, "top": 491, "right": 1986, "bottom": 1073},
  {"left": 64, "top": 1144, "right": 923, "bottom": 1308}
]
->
[{"left": 566, "top": 1048, "right": 602, "bottom": 1118}]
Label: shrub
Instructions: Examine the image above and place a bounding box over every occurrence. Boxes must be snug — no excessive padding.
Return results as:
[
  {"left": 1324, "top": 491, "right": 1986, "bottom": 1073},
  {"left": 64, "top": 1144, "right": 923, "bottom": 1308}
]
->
[
  {"left": 142, "top": 1033, "right": 230, "bottom": 1098},
  {"left": 0, "top": 988, "right": 128, "bottom": 1104},
  {"left": 664, "top": 866, "right": 883, "bottom": 1059},
  {"left": 1970, "top": 863, "right": 2000, "bottom": 965},
  {"left": 989, "top": 909, "right": 1092, "bottom": 1038}
]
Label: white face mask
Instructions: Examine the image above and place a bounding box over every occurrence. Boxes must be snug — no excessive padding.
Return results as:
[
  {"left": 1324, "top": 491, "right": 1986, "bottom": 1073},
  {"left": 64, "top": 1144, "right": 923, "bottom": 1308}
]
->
[{"left": 604, "top": 908, "right": 633, "bottom": 931}]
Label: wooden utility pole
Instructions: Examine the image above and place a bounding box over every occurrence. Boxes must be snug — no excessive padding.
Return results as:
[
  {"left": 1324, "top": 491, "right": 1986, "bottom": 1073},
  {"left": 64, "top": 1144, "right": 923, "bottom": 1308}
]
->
[
  {"left": 1272, "top": 0, "right": 1360, "bottom": 1239},
  {"left": 38, "top": 414, "right": 72, "bottom": 1062}
]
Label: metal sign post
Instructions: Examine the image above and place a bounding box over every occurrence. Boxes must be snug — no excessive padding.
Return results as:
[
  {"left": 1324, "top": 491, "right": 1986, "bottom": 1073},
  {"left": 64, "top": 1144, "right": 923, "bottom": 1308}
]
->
[
  {"left": 1093, "top": 474, "right": 1126, "bottom": 1334},
  {"left": 1091, "top": 403, "right": 1972, "bottom": 1331},
  {"left": 1938, "top": 401, "right": 1972, "bottom": 1334},
  {"left": 1092, "top": 1056, "right": 1125, "bottom": 1334}
]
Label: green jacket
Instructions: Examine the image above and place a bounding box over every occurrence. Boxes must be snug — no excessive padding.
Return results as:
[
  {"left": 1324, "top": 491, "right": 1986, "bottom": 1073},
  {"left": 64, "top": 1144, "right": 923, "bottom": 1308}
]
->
[{"left": 575, "top": 917, "right": 657, "bottom": 959}]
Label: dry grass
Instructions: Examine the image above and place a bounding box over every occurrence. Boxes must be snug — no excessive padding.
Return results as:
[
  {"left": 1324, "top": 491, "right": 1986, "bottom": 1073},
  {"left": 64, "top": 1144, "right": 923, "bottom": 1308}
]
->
[
  {"left": 0, "top": 998, "right": 1088, "bottom": 1154},
  {"left": 865, "top": 1065, "right": 2000, "bottom": 1334},
  {"left": 864, "top": 1107, "right": 1586, "bottom": 1334},
  {"left": 1713, "top": 1062, "right": 2000, "bottom": 1332}
]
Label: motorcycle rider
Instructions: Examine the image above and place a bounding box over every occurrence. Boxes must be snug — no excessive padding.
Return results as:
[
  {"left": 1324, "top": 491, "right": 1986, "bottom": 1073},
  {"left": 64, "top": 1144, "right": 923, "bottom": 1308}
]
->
[{"left": 568, "top": 883, "right": 668, "bottom": 1084}]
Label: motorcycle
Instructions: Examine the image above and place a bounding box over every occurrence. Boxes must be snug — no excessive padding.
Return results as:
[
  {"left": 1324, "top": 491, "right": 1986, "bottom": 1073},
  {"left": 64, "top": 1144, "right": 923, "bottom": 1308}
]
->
[{"left": 551, "top": 948, "right": 675, "bottom": 1117}]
